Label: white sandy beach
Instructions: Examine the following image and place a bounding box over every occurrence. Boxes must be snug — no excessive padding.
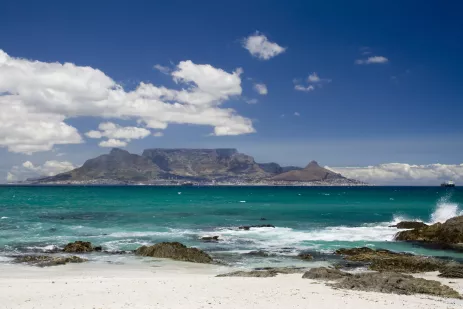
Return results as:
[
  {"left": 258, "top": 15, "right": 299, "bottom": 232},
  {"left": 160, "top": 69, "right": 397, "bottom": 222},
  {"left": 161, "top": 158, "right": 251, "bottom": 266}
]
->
[{"left": 1, "top": 260, "right": 463, "bottom": 309}]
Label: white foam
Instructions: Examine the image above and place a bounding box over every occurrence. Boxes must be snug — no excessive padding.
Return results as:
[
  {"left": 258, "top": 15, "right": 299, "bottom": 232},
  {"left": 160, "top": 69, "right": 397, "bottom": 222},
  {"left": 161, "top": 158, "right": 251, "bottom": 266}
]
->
[
  {"left": 26, "top": 244, "right": 59, "bottom": 252},
  {"left": 1, "top": 217, "right": 8, "bottom": 219},
  {"left": 429, "top": 194, "right": 462, "bottom": 224},
  {"left": 239, "top": 201, "right": 246, "bottom": 203},
  {"left": 107, "top": 229, "right": 192, "bottom": 238}
]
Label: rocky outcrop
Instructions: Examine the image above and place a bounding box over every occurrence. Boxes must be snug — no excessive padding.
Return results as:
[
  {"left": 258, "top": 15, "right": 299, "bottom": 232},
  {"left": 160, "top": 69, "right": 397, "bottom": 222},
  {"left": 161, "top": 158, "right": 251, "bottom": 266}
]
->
[
  {"left": 302, "top": 267, "right": 352, "bottom": 280},
  {"left": 335, "top": 247, "right": 412, "bottom": 261},
  {"left": 135, "top": 242, "right": 212, "bottom": 264},
  {"left": 14, "top": 255, "right": 87, "bottom": 267},
  {"left": 395, "top": 215, "right": 463, "bottom": 246},
  {"left": 63, "top": 241, "right": 95, "bottom": 253},
  {"left": 439, "top": 265, "right": 463, "bottom": 278},
  {"left": 335, "top": 247, "right": 445, "bottom": 273},
  {"left": 331, "top": 272, "right": 461, "bottom": 299},
  {"left": 390, "top": 221, "right": 428, "bottom": 229}
]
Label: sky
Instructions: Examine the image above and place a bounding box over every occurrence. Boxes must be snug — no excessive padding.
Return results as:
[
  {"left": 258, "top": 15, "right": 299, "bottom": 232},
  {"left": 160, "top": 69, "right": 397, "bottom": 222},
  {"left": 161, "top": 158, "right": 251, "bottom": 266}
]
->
[{"left": 1, "top": 0, "right": 462, "bottom": 185}]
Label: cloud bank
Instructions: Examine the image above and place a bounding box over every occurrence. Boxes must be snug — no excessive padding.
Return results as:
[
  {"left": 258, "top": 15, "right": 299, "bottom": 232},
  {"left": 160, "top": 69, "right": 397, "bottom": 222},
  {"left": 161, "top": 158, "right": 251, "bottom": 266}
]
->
[
  {"left": 355, "top": 56, "right": 389, "bottom": 65},
  {"left": 328, "top": 163, "right": 463, "bottom": 185},
  {"left": 7, "top": 160, "right": 77, "bottom": 182},
  {"left": 0, "top": 50, "right": 255, "bottom": 154}
]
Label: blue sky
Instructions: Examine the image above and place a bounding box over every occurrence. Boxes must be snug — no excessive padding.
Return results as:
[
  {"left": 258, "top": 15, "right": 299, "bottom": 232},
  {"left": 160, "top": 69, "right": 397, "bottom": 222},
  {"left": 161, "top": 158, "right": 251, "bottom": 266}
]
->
[{"left": 1, "top": 0, "right": 463, "bottom": 183}]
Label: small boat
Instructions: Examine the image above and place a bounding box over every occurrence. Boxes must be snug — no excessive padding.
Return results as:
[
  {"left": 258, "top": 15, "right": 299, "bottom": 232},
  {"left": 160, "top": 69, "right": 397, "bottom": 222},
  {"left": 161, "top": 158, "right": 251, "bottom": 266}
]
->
[{"left": 441, "top": 181, "right": 455, "bottom": 187}]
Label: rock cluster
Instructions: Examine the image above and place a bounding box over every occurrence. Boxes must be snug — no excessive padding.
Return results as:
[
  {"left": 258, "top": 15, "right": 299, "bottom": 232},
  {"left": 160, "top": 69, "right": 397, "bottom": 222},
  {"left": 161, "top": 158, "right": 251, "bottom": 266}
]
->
[
  {"left": 335, "top": 247, "right": 445, "bottom": 273},
  {"left": 63, "top": 241, "right": 100, "bottom": 253},
  {"left": 395, "top": 215, "right": 463, "bottom": 247},
  {"left": 135, "top": 242, "right": 213, "bottom": 264},
  {"left": 390, "top": 221, "right": 428, "bottom": 229},
  {"left": 302, "top": 267, "right": 351, "bottom": 280},
  {"left": 217, "top": 267, "right": 306, "bottom": 277},
  {"left": 331, "top": 272, "right": 461, "bottom": 299},
  {"left": 14, "top": 255, "right": 87, "bottom": 267}
]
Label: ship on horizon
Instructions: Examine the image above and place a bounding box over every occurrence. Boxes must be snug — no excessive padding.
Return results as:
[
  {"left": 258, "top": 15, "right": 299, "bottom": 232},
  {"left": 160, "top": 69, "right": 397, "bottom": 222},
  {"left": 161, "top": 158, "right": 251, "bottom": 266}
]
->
[{"left": 441, "top": 180, "right": 456, "bottom": 187}]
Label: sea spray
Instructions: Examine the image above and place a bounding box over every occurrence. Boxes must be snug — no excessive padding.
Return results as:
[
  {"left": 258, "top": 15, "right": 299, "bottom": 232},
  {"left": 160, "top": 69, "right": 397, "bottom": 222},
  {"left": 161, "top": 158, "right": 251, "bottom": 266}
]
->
[{"left": 430, "top": 193, "right": 462, "bottom": 223}]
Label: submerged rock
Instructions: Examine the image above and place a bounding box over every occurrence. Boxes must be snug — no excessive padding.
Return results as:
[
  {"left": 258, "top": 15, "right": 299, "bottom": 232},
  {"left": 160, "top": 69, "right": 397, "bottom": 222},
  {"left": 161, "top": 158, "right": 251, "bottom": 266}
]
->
[
  {"left": 332, "top": 272, "right": 461, "bottom": 299},
  {"left": 390, "top": 221, "right": 428, "bottom": 229},
  {"left": 439, "top": 265, "right": 463, "bottom": 278},
  {"left": 200, "top": 236, "right": 220, "bottom": 242},
  {"left": 14, "top": 255, "right": 87, "bottom": 267},
  {"left": 238, "top": 224, "right": 275, "bottom": 230},
  {"left": 302, "top": 267, "right": 352, "bottom": 280},
  {"left": 135, "top": 242, "right": 212, "bottom": 264},
  {"left": 395, "top": 215, "right": 463, "bottom": 246},
  {"left": 297, "top": 252, "right": 314, "bottom": 260},
  {"left": 63, "top": 241, "right": 95, "bottom": 253},
  {"left": 335, "top": 247, "right": 411, "bottom": 261},
  {"left": 244, "top": 250, "right": 273, "bottom": 257}
]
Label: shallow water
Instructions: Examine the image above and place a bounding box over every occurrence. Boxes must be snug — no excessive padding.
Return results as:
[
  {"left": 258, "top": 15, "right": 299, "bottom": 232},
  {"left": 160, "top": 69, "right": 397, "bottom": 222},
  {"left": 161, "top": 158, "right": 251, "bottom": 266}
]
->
[{"left": 0, "top": 186, "right": 462, "bottom": 267}]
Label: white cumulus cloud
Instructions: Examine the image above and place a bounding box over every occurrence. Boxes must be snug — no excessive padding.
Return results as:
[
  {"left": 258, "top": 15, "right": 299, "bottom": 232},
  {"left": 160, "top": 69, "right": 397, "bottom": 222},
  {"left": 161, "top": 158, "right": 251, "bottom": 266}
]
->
[
  {"left": 242, "top": 32, "right": 286, "bottom": 60},
  {"left": 86, "top": 122, "right": 151, "bottom": 147},
  {"left": 0, "top": 50, "right": 255, "bottom": 154},
  {"left": 153, "top": 64, "right": 171, "bottom": 74},
  {"left": 294, "top": 72, "right": 330, "bottom": 92},
  {"left": 355, "top": 56, "right": 389, "bottom": 65},
  {"left": 253, "top": 83, "right": 268, "bottom": 95},
  {"left": 327, "top": 163, "right": 463, "bottom": 185},
  {"left": 7, "top": 160, "right": 77, "bottom": 182},
  {"left": 98, "top": 139, "right": 128, "bottom": 148}
]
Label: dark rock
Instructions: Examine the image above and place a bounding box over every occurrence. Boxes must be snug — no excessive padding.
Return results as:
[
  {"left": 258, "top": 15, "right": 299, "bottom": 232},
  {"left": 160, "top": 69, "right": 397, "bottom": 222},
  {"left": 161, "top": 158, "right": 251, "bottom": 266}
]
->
[
  {"left": 297, "top": 252, "right": 314, "bottom": 260},
  {"left": 244, "top": 250, "right": 273, "bottom": 257},
  {"left": 14, "top": 255, "right": 87, "bottom": 267},
  {"left": 439, "top": 265, "right": 463, "bottom": 278},
  {"left": 63, "top": 241, "right": 94, "bottom": 253},
  {"left": 239, "top": 224, "right": 275, "bottom": 230},
  {"left": 395, "top": 215, "right": 463, "bottom": 246},
  {"left": 200, "top": 236, "right": 220, "bottom": 242},
  {"left": 369, "top": 256, "right": 444, "bottom": 273},
  {"left": 217, "top": 267, "right": 305, "bottom": 277},
  {"left": 332, "top": 272, "right": 461, "bottom": 299},
  {"left": 302, "top": 267, "right": 352, "bottom": 280},
  {"left": 135, "top": 242, "right": 213, "bottom": 264},
  {"left": 254, "top": 267, "right": 307, "bottom": 274},
  {"left": 390, "top": 221, "right": 428, "bottom": 229},
  {"left": 93, "top": 246, "right": 103, "bottom": 252},
  {"left": 216, "top": 270, "right": 277, "bottom": 278},
  {"left": 260, "top": 218, "right": 267, "bottom": 221},
  {"left": 335, "top": 247, "right": 445, "bottom": 273}
]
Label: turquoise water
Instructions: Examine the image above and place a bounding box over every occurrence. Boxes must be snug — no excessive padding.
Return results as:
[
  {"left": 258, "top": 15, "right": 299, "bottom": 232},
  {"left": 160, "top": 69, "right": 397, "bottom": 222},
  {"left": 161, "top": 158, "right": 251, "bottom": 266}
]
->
[{"left": 1, "top": 186, "right": 462, "bottom": 266}]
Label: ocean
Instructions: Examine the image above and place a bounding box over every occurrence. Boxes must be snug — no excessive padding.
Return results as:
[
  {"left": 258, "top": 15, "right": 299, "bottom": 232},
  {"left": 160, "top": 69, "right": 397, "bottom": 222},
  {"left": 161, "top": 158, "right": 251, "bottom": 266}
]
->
[{"left": 1, "top": 186, "right": 462, "bottom": 267}]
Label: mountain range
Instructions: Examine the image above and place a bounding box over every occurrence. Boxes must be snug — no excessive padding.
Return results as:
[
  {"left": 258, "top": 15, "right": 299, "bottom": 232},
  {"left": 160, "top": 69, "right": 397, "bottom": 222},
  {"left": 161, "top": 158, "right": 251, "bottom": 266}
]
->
[{"left": 32, "top": 148, "right": 364, "bottom": 185}]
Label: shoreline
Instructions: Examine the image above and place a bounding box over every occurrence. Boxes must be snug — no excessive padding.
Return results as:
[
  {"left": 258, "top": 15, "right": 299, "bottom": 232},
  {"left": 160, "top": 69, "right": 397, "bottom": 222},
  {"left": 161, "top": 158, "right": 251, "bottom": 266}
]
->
[{"left": 1, "top": 261, "right": 462, "bottom": 309}]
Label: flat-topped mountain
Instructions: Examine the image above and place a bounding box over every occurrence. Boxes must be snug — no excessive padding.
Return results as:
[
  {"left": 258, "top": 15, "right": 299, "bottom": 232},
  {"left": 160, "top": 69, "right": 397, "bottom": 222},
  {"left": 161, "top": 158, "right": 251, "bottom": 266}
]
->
[
  {"left": 142, "top": 148, "right": 267, "bottom": 178},
  {"left": 272, "top": 160, "right": 345, "bottom": 182},
  {"left": 35, "top": 148, "right": 364, "bottom": 185}
]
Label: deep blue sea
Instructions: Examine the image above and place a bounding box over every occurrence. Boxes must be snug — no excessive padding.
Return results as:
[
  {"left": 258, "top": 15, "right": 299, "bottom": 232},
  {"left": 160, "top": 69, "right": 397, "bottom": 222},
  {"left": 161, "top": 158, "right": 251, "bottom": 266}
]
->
[{"left": 1, "top": 186, "right": 462, "bottom": 267}]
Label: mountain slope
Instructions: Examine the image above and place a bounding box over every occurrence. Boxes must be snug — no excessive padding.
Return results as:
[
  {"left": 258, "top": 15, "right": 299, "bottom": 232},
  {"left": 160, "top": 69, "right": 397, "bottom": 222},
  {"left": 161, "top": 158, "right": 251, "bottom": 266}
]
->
[
  {"left": 42, "top": 148, "right": 162, "bottom": 182},
  {"left": 271, "top": 160, "right": 345, "bottom": 182}
]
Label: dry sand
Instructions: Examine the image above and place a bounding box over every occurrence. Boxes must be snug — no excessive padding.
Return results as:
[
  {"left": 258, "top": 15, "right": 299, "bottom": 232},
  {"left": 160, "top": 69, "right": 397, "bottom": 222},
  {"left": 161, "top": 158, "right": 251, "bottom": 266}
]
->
[{"left": 1, "top": 260, "right": 463, "bottom": 309}]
